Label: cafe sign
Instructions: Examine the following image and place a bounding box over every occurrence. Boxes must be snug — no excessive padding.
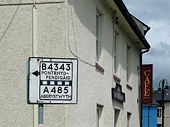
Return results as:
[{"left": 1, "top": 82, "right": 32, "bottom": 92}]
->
[{"left": 141, "top": 64, "right": 153, "bottom": 104}]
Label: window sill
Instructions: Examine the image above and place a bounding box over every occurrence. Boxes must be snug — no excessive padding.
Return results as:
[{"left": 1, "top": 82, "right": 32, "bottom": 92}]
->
[
  {"left": 126, "top": 84, "right": 132, "bottom": 90},
  {"left": 113, "top": 74, "right": 121, "bottom": 82},
  {"left": 95, "top": 62, "right": 104, "bottom": 73}
]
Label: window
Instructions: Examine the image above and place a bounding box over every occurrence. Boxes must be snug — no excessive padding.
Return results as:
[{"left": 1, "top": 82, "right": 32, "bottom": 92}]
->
[
  {"left": 126, "top": 45, "right": 131, "bottom": 81},
  {"left": 96, "top": 10, "right": 102, "bottom": 61},
  {"left": 157, "top": 107, "right": 162, "bottom": 118},
  {"left": 97, "top": 105, "right": 103, "bottom": 127},
  {"left": 127, "top": 112, "right": 131, "bottom": 127},
  {"left": 114, "top": 32, "right": 118, "bottom": 73},
  {"left": 114, "top": 109, "right": 120, "bottom": 127}
]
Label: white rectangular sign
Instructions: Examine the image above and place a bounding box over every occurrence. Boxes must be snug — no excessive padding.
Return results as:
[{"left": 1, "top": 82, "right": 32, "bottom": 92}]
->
[{"left": 27, "top": 57, "right": 78, "bottom": 104}]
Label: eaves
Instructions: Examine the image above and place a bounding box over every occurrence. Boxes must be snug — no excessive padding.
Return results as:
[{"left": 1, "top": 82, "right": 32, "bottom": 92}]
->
[{"left": 113, "top": 0, "right": 151, "bottom": 49}]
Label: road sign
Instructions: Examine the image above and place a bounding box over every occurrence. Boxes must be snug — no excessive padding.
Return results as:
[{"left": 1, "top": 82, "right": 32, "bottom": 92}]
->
[{"left": 27, "top": 57, "right": 78, "bottom": 104}]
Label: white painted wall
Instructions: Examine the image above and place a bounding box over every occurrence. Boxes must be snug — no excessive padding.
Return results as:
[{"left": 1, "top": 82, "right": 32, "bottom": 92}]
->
[
  {"left": 0, "top": 3, "right": 33, "bottom": 127},
  {"left": 164, "top": 102, "right": 170, "bottom": 127},
  {"left": 67, "top": 0, "right": 141, "bottom": 127},
  {"left": 0, "top": 1, "right": 67, "bottom": 127},
  {"left": 0, "top": 0, "right": 144, "bottom": 126}
]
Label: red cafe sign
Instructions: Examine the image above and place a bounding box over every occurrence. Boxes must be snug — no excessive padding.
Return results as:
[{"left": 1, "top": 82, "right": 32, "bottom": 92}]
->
[{"left": 141, "top": 64, "right": 153, "bottom": 104}]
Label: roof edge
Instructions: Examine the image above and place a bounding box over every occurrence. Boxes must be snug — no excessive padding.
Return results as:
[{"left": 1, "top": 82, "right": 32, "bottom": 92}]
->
[
  {"left": 131, "top": 14, "right": 151, "bottom": 35},
  {"left": 113, "top": 0, "right": 150, "bottom": 49}
]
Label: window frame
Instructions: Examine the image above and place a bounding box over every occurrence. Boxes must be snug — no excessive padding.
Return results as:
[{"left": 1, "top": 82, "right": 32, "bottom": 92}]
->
[
  {"left": 96, "top": 9, "right": 103, "bottom": 62},
  {"left": 97, "top": 104, "right": 103, "bottom": 127},
  {"left": 96, "top": 10, "right": 100, "bottom": 61},
  {"left": 114, "top": 31, "right": 118, "bottom": 73},
  {"left": 127, "top": 112, "right": 131, "bottom": 127},
  {"left": 126, "top": 45, "right": 131, "bottom": 82},
  {"left": 157, "top": 107, "right": 162, "bottom": 118}
]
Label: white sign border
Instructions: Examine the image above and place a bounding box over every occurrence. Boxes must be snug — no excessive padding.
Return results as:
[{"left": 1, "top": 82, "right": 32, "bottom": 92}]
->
[{"left": 27, "top": 57, "right": 78, "bottom": 104}]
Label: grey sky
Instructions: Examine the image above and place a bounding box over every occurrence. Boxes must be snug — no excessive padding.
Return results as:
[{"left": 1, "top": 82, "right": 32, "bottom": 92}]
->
[{"left": 123, "top": 0, "right": 170, "bottom": 89}]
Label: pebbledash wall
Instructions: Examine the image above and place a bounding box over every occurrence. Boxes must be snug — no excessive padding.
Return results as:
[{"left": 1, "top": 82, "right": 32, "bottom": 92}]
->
[{"left": 0, "top": 0, "right": 150, "bottom": 127}]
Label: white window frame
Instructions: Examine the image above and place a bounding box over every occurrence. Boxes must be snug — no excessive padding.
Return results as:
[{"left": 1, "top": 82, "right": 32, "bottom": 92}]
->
[
  {"left": 97, "top": 105, "right": 103, "bottom": 127},
  {"left": 114, "top": 108, "right": 120, "bottom": 127},
  {"left": 127, "top": 112, "right": 131, "bottom": 127},
  {"left": 157, "top": 107, "right": 162, "bottom": 118},
  {"left": 96, "top": 10, "right": 100, "bottom": 61},
  {"left": 114, "top": 32, "right": 118, "bottom": 73},
  {"left": 126, "top": 45, "right": 130, "bottom": 82}
]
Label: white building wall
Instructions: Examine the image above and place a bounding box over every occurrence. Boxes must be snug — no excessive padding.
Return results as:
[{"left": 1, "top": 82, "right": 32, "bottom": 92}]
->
[
  {"left": 67, "top": 0, "right": 141, "bottom": 127},
  {"left": 0, "top": 4, "right": 33, "bottom": 127},
  {"left": 113, "top": 24, "right": 141, "bottom": 127},
  {"left": 0, "top": 0, "right": 143, "bottom": 127},
  {"left": 164, "top": 102, "right": 170, "bottom": 127},
  {"left": 0, "top": 1, "right": 68, "bottom": 127}
]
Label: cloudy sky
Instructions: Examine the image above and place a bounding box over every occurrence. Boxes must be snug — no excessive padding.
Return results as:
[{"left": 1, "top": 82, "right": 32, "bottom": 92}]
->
[{"left": 123, "top": 0, "right": 170, "bottom": 89}]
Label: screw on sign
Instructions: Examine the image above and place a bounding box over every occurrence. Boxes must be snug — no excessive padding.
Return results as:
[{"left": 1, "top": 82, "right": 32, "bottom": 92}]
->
[{"left": 27, "top": 57, "right": 78, "bottom": 104}]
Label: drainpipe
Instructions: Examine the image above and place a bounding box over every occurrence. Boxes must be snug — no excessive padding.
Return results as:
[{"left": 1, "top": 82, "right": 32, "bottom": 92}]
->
[{"left": 140, "top": 48, "right": 150, "bottom": 127}]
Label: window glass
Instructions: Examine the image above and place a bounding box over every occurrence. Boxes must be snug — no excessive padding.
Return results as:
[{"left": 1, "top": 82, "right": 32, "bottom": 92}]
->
[
  {"left": 96, "top": 10, "right": 100, "bottom": 61},
  {"left": 97, "top": 105, "right": 103, "bottom": 127},
  {"left": 127, "top": 112, "right": 131, "bottom": 127},
  {"left": 114, "top": 32, "right": 118, "bottom": 73},
  {"left": 126, "top": 45, "right": 130, "bottom": 81},
  {"left": 157, "top": 108, "right": 162, "bottom": 118},
  {"left": 96, "top": 10, "right": 103, "bottom": 61}
]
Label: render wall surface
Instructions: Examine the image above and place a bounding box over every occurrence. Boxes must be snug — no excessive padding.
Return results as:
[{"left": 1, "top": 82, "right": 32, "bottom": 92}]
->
[
  {"left": 36, "top": 2, "right": 68, "bottom": 127},
  {"left": 0, "top": 3, "right": 33, "bottom": 127},
  {"left": 0, "top": 0, "right": 67, "bottom": 127},
  {"left": 67, "top": 0, "right": 141, "bottom": 127},
  {"left": 0, "top": 0, "right": 142, "bottom": 127},
  {"left": 164, "top": 102, "right": 170, "bottom": 127}
]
